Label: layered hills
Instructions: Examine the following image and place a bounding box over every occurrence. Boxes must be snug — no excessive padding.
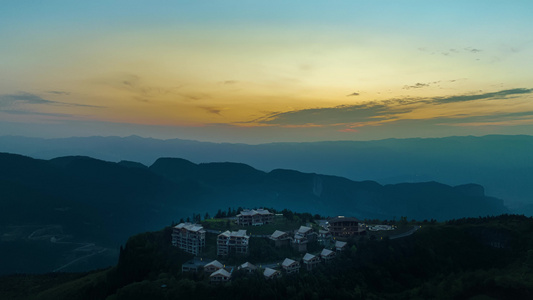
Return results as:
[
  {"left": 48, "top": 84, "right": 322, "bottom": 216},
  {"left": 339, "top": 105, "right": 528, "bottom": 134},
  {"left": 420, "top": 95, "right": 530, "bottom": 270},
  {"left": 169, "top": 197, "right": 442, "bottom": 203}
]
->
[
  {"left": 1, "top": 134, "right": 531, "bottom": 214},
  {"left": 0, "top": 152, "right": 507, "bottom": 274}
]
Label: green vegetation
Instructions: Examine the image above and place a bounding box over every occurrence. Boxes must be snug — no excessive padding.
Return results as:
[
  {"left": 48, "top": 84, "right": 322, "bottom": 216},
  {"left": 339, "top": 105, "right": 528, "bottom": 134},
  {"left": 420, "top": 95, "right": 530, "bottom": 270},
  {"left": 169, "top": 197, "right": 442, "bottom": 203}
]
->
[
  {"left": 201, "top": 214, "right": 307, "bottom": 235},
  {"left": 2, "top": 214, "right": 533, "bottom": 299}
]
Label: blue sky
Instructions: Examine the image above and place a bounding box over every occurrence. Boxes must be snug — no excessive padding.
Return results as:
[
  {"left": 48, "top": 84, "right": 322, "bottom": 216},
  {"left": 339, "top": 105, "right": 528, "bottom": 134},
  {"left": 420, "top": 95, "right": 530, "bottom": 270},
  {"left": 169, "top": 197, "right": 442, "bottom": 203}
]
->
[{"left": 1, "top": 1, "right": 532, "bottom": 143}]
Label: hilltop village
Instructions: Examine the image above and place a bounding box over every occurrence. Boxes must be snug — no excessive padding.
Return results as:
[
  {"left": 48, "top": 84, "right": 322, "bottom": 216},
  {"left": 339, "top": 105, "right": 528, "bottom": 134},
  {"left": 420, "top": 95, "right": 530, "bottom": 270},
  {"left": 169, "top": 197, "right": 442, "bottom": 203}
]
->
[{"left": 171, "top": 208, "right": 391, "bottom": 283}]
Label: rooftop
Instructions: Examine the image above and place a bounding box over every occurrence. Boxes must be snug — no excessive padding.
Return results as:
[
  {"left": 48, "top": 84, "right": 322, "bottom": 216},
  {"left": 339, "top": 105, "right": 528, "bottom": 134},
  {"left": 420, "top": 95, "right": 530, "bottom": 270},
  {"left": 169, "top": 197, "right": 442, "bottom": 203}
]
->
[
  {"left": 270, "top": 230, "right": 287, "bottom": 239},
  {"left": 282, "top": 258, "right": 298, "bottom": 267},
  {"left": 237, "top": 208, "right": 273, "bottom": 217},
  {"left": 239, "top": 262, "right": 257, "bottom": 270},
  {"left": 174, "top": 222, "right": 205, "bottom": 232},
  {"left": 321, "top": 248, "right": 334, "bottom": 256},
  {"left": 329, "top": 216, "right": 361, "bottom": 223},
  {"left": 303, "top": 253, "right": 317, "bottom": 262},
  {"left": 219, "top": 229, "right": 248, "bottom": 238},
  {"left": 205, "top": 260, "right": 224, "bottom": 269},
  {"left": 210, "top": 269, "right": 231, "bottom": 278},
  {"left": 335, "top": 241, "right": 347, "bottom": 248},
  {"left": 298, "top": 226, "right": 313, "bottom": 234},
  {"left": 263, "top": 267, "right": 279, "bottom": 277}
]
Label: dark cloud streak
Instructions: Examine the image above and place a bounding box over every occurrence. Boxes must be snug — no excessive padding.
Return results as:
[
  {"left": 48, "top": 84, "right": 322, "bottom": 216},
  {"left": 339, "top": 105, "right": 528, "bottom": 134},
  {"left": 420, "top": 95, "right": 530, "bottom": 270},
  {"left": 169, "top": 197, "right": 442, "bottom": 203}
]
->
[
  {"left": 250, "top": 88, "right": 533, "bottom": 127},
  {"left": 199, "top": 106, "right": 222, "bottom": 115},
  {"left": 46, "top": 90, "right": 70, "bottom": 95},
  {"left": 0, "top": 92, "right": 104, "bottom": 108},
  {"left": 0, "top": 109, "right": 74, "bottom": 117},
  {"left": 431, "top": 88, "right": 533, "bottom": 104}
]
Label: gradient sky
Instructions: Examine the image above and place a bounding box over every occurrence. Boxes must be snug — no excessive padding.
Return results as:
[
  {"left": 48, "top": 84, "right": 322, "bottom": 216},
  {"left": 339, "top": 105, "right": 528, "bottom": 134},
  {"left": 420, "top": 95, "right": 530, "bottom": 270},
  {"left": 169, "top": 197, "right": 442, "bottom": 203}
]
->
[{"left": 1, "top": 1, "right": 532, "bottom": 143}]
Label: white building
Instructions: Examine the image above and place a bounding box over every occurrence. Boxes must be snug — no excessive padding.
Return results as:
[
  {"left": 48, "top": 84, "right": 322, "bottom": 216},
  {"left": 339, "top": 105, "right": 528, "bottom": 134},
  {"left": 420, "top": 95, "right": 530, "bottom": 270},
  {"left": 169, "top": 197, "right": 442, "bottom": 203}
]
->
[
  {"left": 236, "top": 209, "right": 274, "bottom": 226},
  {"left": 217, "top": 229, "right": 250, "bottom": 256},
  {"left": 171, "top": 223, "right": 206, "bottom": 255}
]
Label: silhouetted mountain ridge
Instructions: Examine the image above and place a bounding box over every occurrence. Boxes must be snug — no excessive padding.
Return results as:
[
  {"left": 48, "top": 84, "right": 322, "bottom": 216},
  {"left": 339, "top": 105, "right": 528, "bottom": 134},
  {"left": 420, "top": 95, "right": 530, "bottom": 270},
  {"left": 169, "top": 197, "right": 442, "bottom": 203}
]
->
[
  {"left": 1, "top": 134, "right": 530, "bottom": 214},
  {"left": 0, "top": 152, "right": 508, "bottom": 274}
]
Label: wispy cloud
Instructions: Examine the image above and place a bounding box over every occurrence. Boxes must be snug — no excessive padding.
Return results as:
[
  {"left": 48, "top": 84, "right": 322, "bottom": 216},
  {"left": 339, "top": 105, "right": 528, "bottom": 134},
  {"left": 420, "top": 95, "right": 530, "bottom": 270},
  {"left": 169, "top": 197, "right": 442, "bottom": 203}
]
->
[
  {"left": 431, "top": 88, "right": 533, "bottom": 104},
  {"left": 251, "top": 103, "right": 405, "bottom": 126},
  {"left": 403, "top": 82, "right": 432, "bottom": 90},
  {"left": 199, "top": 106, "right": 223, "bottom": 115},
  {"left": 436, "top": 110, "right": 533, "bottom": 127},
  {"left": 0, "top": 92, "right": 103, "bottom": 108},
  {"left": 46, "top": 90, "right": 70, "bottom": 95},
  {"left": 346, "top": 92, "right": 360, "bottom": 96},
  {"left": 220, "top": 80, "right": 238, "bottom": 85},
  {"left": 95, "top": 73, "right": 179, "bottom": 102},
  {"left": 0, "top": 109, "right": 74, "bottom": 117},
  {"left": 0, "top": 92, "right": 57, "bottom": 105},
  {"left": 338, "top": 128, "right": 358, "bottom": 133},
  {"left": 248, "top": 88, "right": 533, "bottom": 128},
  {"left": 464, "top": 47, "right": 482, "bottom": 53},
  {"left": 418, "top": 46, "right": 484, "bottom": 58}
]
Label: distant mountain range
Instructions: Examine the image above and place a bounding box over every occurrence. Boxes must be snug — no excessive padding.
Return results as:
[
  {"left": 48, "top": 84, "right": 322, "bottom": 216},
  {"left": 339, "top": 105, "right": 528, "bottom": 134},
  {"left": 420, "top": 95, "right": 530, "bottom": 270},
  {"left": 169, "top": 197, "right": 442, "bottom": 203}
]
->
[
  {"left": 1, "top": 134, "right": 532, "bottom": 214},
  {"left": 0, "top": 152, "right": 508, "bottom": 274}
]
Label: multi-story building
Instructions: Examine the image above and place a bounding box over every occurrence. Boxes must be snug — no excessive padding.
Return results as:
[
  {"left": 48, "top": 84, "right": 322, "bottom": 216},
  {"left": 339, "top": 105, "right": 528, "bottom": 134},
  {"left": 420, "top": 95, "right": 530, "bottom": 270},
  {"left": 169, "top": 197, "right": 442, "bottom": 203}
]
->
[
  {"left": 171, "top": 222, "right": 206, "bottom": 255},
  {"left": 328, "top": 216, "right": 365, "bottom": 237},
  {"left": 236, "top": 209, "right": 274, "bottom": 226},
  {"left": 217, "top": 229, "right": 250, "bottom": 256}
]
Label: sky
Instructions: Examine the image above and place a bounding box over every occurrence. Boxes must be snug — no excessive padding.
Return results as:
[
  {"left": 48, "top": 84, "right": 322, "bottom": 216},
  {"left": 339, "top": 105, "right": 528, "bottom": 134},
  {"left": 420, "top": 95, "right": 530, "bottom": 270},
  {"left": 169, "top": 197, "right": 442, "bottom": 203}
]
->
[{"left": 1, "top": 1, "right": 533, "bottom": 143}]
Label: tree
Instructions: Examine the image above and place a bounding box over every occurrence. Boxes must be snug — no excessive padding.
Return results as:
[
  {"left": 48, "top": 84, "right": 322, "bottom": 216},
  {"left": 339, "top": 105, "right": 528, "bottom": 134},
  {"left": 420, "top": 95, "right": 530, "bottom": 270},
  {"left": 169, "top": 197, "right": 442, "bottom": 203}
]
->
[
  {"left": 282, "top": 209, "right": 294, "bottom": 221},
  {"left": 204, "top": 212, "right": 210, "bottom": 220}
]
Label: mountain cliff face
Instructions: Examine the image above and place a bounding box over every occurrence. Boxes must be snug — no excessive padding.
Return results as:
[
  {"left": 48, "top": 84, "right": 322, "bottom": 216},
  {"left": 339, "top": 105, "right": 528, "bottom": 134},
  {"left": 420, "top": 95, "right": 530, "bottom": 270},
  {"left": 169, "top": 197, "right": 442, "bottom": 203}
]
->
[{"left": 0, "top": 152, "right": 508, "bottom": 274}]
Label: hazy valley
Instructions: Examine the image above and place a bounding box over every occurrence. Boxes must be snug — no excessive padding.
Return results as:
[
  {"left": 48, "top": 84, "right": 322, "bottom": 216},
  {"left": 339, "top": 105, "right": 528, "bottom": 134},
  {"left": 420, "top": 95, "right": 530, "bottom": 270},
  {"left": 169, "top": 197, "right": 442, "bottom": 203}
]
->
[{"left": 0, "top": 146, "right": 510, "bottom": 275}]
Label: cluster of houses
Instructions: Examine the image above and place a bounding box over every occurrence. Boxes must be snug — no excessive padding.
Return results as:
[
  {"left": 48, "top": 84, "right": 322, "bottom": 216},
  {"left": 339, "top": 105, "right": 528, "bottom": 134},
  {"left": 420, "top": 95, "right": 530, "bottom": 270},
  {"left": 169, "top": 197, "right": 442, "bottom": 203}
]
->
[
  {"left": 182, "top": 240, "right": 349, "bottom": 283},
  {"left": 171, "top": 210, "right": 364, "bottom": 283}
]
